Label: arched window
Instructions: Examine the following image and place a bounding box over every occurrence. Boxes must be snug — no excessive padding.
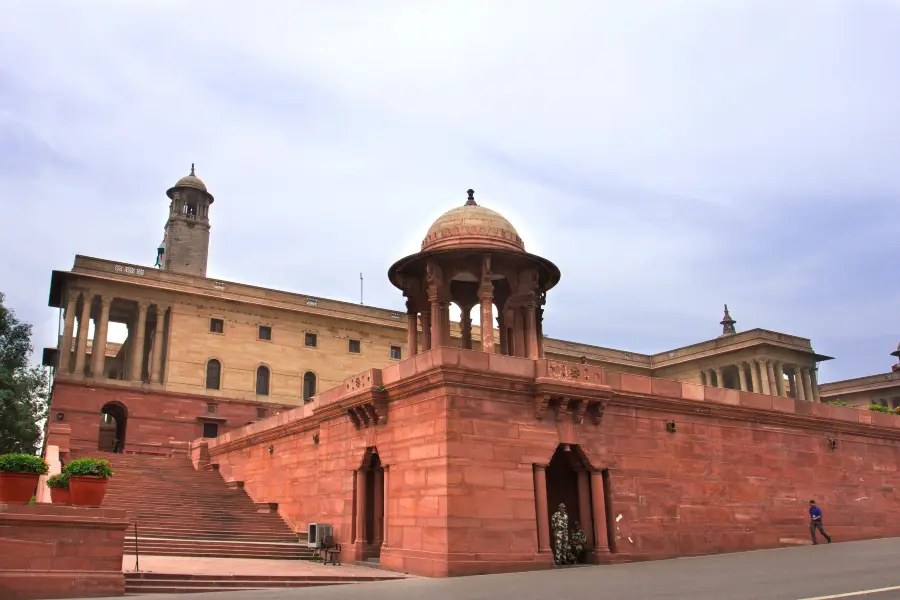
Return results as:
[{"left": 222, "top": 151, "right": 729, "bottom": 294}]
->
[
  {"left": 206, "top": 359, "right": 221, "bottom": 390},
  {"left": 256, "top": 365, "right": 270, "bottom": 396},
  {"left": 303, "top": 371, "right": 317, "bottom": 402}
]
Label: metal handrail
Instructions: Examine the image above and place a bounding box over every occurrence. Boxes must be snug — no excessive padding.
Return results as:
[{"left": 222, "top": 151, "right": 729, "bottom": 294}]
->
[{"left": 133, "top": 521, "right": 140, "bottom": 572}]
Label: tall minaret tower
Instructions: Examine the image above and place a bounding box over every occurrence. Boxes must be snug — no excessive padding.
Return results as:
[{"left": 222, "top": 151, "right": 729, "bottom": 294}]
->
[{"left": 160, "top": 164, "right": 214, "bottom": 277}]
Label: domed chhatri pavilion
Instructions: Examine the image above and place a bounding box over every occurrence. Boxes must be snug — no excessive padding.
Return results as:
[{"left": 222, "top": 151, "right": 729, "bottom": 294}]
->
[
  {"left": 40, "top": 170, "right": 900, "bottom": 582},
  {"left": 390, "top": 189, "right": 559, "bottom": 360}
]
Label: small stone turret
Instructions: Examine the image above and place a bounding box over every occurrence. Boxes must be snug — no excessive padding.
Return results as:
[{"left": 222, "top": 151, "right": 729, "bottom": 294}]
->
[
  {"left": 720, "top": 304, "right": 737, "bottom": 336},
  {"left": 161, "top": 164, "right": 214, "bottom": 277}
]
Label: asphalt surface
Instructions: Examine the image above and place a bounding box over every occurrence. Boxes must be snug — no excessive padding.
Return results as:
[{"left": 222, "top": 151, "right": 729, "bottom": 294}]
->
[{"left": 86, "top": 537, "right": 900, "bottom": 600}]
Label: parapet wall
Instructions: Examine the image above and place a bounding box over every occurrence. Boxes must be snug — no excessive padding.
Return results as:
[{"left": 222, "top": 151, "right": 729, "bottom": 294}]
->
[{"left": 207, "top": 348, "right": 900, "bottom": 576}]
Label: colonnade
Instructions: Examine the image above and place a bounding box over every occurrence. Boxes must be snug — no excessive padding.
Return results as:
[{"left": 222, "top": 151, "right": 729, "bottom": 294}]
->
[
  {"left": 58, "top": 289, "right": 170, "bottom": 384},
  {"left": 533, "top": 464, "right": 610, "bottom": 557},
  {"left": 700, "top": 359, "right": 819, "bottom": 401}
]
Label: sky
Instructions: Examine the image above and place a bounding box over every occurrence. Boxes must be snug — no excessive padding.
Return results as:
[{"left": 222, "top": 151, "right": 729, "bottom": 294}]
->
[{"left": 1, "top": 0, "right": 898, "bottom": 383}]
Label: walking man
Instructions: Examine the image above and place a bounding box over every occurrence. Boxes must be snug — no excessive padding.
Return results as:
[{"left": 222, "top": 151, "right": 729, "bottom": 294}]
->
[
  {"left": 809, "top": 500, "right": 832, "bottom": 545},
  {"left": 550, "top": 503, "right": 570, "bottom": 565}
]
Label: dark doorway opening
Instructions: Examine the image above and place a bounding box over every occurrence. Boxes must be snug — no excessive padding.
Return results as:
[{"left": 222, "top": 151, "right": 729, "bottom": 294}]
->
[
  {"left": 99, "top": 402, "right": 127, "bottom": 453},
  {"left": 355, "top": 449, "right": 385, "bottom": 561}
]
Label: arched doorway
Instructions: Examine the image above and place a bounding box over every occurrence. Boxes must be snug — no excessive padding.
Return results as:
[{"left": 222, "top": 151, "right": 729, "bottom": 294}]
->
[
  {"left": 354, "top": 448, "right": 385, "bottom": 561},
  {"left": 99, "top": 402, "right": 127, "bottom": 453}
]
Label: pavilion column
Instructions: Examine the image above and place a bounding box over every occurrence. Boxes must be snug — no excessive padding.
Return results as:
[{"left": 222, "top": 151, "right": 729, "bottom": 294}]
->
[
  {"left": 460, "top": 306, "right": 473, "bottom": 350},
  {"left": 373, "top": 468, "right": 384, "bottom": 544},
  {"left": 355, "top": 469, "right": 367, "bottom": 543},
  {"left": 523, "top": 300, "right": 539, "bottom": 360},
  {"left": 497, "top": 313, "right": 507, "bottom": 355},
  {"left": 513, "top": 306, "right": 526, "bottom": 358},
  {"left": 429, "top": 295, "right": 442, "bottom": 349},
  {"left": 420, "top": 312, "right": 431, "bottom": 351},
  {"left": 590, "top": 471, "right": 610, "bottom": 554},
  {"left": 802, "top": 367, "right": 814, "bottom": 402},
  {"left": 714, "top": 367, "right": 724, "bottom": 388},
  {"left": 479, "top": 286, "right": 495, "bottom": 354},
  {"left": 766, "top": 361, "right": 777, "bottom": 396},
  {"left": 533, "top": 465, "right": 551, "bottom": 553},
  {"left": 536, "top": 305, "right": 545, "bottom": 358},
  {"left": 440, "top": 302, "right": 451, "bottom": 348},
  {"left": 758, "top": 360, "right": 771, "bottom": 395},
  {"left": 91, "top": 296, "right": 113, "bottom": 379},
  {"left": 577, "top": 471, "right": 595, "bottom": 551},
  {"left": 774, "top": 361, "right": 785, "bottom": 397},
  {"left": 738, "top": 364, "right": 748, "bottom": 391},
  {"left": 381, "top": 467, "right": 390, "bottom": 547},
  {"left": 73, "top": 294, "right": 93, "bottom": 377},
  {"left": 60, "top": 294, "right": 78, "bottom": 374},
  {"left": 130, "top": 301, "right": 149, "bottom": 382},
  {"left": 794, "top": 367, "right": 807, "bottom": 401},
  {"left": 810, "top": 368, "right": 821, "bottom": 402},
  {"left": 150, "top": 304, "right": 167, "bottom": 384},
  {"left": 704, "top": 368, "right": 713, "bottom": 387},
  {"left": 750, "top": 360, "right": 762, "bottom": 394},
  {"left": 406, "top": 306, "right": 418, "bottom": 357}
]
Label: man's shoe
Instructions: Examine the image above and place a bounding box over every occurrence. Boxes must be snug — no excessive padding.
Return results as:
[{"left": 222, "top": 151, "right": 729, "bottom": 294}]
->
[{"left": 827, "top": 537, "right": 832, "bottom": 543}]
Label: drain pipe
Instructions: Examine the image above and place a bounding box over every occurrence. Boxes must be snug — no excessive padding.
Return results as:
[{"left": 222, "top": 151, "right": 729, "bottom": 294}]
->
[{"left": 133, "top": 521, "right": 140, "bottom": 573}]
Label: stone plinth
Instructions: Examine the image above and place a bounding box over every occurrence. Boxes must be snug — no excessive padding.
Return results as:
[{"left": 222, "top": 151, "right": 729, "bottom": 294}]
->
[{"left": 0, "top": 504, "right": 128, "bottom": 599}]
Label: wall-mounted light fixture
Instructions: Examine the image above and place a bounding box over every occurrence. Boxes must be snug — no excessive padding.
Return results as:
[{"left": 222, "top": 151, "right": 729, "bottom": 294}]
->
[
  {"left": 312, "top": 432, "right": 320, "bottom": 445},
  {"left": 267, "top": 445, "right": 274, "bottom": 454},
  {"left": 56, "top": 413, "right": 65, "bottom": 421},
  {"left": 665, "top": 420, "right": 677, "bottom": 433},
  {"left": 827, "top": 438, "right": 837, "bottom": 451}
]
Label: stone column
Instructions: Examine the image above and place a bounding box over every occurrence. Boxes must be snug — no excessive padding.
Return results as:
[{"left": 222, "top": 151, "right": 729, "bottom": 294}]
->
[
  {"left": 130, "top": 301, "right": 149, "bottom": 382},
  {"left": 755, "top": 360, "right": 769, "bottom": 394},
  {"left": 460, "top": 306, "right": 473, "bottom": 350},
  {"left": 750, "top": 361, "right": 761, "bottom": 394},
  {"left": 714, "top": 367, "right": 724, "bottom": 388},
  {"left": 73, "top": 294, "right": 93, "bottom": 377},
  {"left": 523, "top": 301, "right": 539, "bottom": 360},
  {"left": 406, "top": 310, "right": 418, "bottom": 357},
  {"left": 60, "top": 294, "right": 78, "bottom": 374},
  {"left": 440, "top": 302, "right": 451, "bottom": 348},
  {"left": 577, "top": 471, "right": 595, "bottom": 551},
  {"left": 513, "top": 307, "right": 526, "bottom": 358},
  {"left": 794, "top": 367, "right": 807, "bottom": 401},
  {"left": 420, "top": 312, "right": 431, "bottom": 351},
  {"left": 590, "top": 471, "right": 610, "bottom": 553},
  {"left": 497, "top": 313, "right": 507, "bottom": 355},
  {"left": 150, "top": 304, "right": 167, "bottom": 384},
  {"left": 533, "top": 465, "right": 551, "bottom": 553},
  {"left": 355, "top": 469, "right": 367, "bottom": 543},
  {"left": 802, "top": 367, "right": 814, "bottom": 402},
  {"left": 373, "top": 468, "right": 384, "bottom": 544},
  {"left": 382, "top": 467, "right": 389, "bottom": 547},
  {"left": 810, "top": 369, "right": 821, "bottom": 402},
  {"left": 774, "top": 361, "right": 785, "bottom": 397},
  {"left": 429, "top": 295, "right": 443, "bottom": 349},
  {"left": 766, "top": 361, "right": 777, "bottom": 396},
  {"left": 738, "top": 364, "right": 748, "bottom": 392},
  {"left": 536, "top": 305, "right": 545, "bottom": 358},
  {"left": 480, "top": 286, "right": 495, "bottom": 354},
  {"left": 91, "top": 296, "right": 112, "bottom": 379}
]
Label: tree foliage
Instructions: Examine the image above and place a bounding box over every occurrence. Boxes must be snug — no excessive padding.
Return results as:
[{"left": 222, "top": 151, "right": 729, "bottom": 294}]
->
[{"left": 0, "top": 293, "right": 48, "bottom": 454}]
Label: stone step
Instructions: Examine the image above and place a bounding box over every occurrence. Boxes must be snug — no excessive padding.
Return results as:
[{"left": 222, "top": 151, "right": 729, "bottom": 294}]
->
[
  {"left": 127, "top": 528, "right": 300, "bottom": 541},
  {"left": 128, "top": 573, "right": 399, "bottom": 582},
  {"left": 124, "top": 549, "right": 318, "bottom": 560}
]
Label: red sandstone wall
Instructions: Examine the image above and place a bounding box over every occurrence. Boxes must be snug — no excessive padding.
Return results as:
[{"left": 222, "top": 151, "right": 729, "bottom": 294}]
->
[{"left": 48, "top": 381, "right": 295, "bottom": 454}]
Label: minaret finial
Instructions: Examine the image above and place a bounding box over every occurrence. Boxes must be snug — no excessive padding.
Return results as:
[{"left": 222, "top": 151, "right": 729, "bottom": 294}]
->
[
  {"left": 465, "top": 189, "right": 477, "bottom": 206},
  {"left": 720, "top": 304, "right": 737, "bottom": 336},
  {"left": 190, "top": 163, "right": 195, "bottom": 176}
]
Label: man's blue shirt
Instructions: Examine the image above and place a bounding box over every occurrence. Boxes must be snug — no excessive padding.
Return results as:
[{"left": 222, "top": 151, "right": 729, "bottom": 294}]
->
[{"left": 810, "top": 506, "right": 823, "bottom": 520}]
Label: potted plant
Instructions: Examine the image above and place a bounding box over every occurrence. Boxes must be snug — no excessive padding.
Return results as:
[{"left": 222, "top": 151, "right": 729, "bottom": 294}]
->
[
  {"left": 47, "top": 473, "right": 70, "bottom": 505},
  {"left": 64, "top": 458, "right": 114, "bottom": 507},
  {"left": 0, "top": 453, "right": 49, "bottom": 504}
]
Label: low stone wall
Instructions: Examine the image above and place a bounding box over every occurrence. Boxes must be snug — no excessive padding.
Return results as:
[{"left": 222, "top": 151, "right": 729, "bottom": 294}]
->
[{"left": 0, "top": 504, "right": 129, "bottom": 599}]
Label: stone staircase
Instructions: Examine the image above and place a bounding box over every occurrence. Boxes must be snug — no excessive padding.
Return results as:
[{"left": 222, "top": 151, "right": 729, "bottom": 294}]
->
[
  {"left": 124, "top": 572, "right": 402, "bottom": 595},
  {"left": 78, "top": 451, "right": 314, "bottom": 560}
]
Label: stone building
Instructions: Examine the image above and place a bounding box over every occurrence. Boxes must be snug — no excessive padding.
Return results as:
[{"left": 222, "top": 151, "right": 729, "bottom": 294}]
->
[
  {"left": 819, "top": 344, "right": 900, "bottom": 409},
  {"left": 39, "top": 167, "right": 900, "bottom": 577}
]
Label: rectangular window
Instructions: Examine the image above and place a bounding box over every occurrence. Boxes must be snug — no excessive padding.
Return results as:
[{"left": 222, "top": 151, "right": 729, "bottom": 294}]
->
[
  {"left": 305, "top": 333, "right": 317, "bottom": 348},
  {"left": 349, "top": 339, "right": 361, "bottom": 354},
  {"left": 202, "top": 423, "right": 219, "bottom": 438},
  {"left": 256, "top": 407, "right": 268, "bottom": 419},
  {"left": 209, "top": 318, "right": 224, "bottom": 333},
  {"left": 258, "top": 325, "right": 272, "bottom": 341},
  {"left": 390, "top": 345, "right": 401, "bottom": 360}
]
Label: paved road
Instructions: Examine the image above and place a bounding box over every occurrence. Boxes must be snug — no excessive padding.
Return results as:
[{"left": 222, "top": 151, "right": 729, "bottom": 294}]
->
[{"left": 90, "top": 537, "right": 900, "bottom": 600}]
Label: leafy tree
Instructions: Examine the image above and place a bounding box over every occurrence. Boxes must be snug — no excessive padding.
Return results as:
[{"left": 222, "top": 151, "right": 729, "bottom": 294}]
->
[{"left": 0, "top": 293, "right": 48, "bottom": 454}]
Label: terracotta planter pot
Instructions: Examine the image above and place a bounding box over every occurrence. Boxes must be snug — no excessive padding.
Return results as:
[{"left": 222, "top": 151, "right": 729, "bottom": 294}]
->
[
  {"left": 69, "top": 476, "right": 109, "bottom": 507},
  {"left": 0, "top": 472, "right": 40, "bottom": 504},
  {"left": 50, "top": 486, "right": 71, "bottom": 505}
]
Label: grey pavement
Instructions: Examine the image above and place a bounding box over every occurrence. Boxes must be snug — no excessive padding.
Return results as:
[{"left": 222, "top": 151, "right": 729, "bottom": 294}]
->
[{"left": 86, "top": 537, "right": 900, "bottom": 600}]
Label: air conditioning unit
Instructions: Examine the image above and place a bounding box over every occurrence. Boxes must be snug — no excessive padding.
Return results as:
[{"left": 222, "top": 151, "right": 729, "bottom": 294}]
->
[{"left": 307, "top": 523, "right": 333, "bottom": 549}]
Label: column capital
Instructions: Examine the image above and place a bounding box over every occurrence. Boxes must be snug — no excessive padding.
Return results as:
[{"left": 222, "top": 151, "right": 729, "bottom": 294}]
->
[
  {"left": 100, "top": 296, "right": 114, "bottom": 308},
  {"left": 533, "top": 463, "right": 547, "bottom": 472},
  {"left": 137, "top": 300, "right": 151, "bottom": 310}
]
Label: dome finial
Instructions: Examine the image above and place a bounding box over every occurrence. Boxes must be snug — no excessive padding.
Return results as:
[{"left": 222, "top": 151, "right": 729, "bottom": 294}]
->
[
  {"left": 720, "top": 304, "right": 737, "bottom": 336},
  {"left": 465, "top": 189, "right": 477, "bottom": 206},
  {"left": 190, "top": 163, "right": 195, "bottom": 176}
]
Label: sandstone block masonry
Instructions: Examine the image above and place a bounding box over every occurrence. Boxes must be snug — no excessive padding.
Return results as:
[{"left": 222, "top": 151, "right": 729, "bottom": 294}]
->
[{"left": 205, "top": 348, "right": 900, "bottom": 578}]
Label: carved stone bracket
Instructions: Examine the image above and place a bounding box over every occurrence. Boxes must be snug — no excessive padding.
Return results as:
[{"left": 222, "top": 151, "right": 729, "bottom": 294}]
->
[
  {"left": 535, "top": 395, "right": 607, "bottom": 424},
  {"left": 347, "top": 397, "right": 388, "bottom": 430}
]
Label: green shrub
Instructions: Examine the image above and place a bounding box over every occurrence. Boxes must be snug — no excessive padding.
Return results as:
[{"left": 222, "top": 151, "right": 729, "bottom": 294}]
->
[
  {"left": 0, "top": 453, "right": 50, "bottom": 475},
  {"left": 827, "top": 400, "right": 848, "bottom": 407},
  {"left": 63, "top": 458, "right": 114, "bottom": 479},
  {"left": 46, "top": 473, "right": 69, "bottom": 489},
  {"left": 28, "top": 496, "right": 36, "bottom": 505},
  {"left": 868, "top": 404, "right": 892, "bottom": 413}
]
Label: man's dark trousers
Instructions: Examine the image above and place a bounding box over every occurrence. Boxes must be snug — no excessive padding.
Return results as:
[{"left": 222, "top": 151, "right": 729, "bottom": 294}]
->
[{"left": 810, "top": 520, "right": 831, "bottom": 544}]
